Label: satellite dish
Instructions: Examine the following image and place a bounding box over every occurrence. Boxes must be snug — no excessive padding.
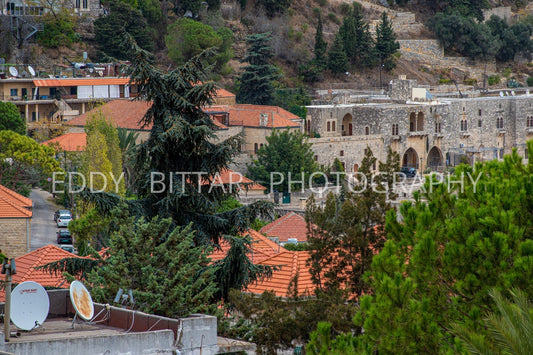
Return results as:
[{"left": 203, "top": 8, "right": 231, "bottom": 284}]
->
[
  {"left": 9, "top": 66, "right": 18, "bottom": 77},
  {"left": 11, "top": 281, "right": 50, "bottom": 331},
  {"left": 69, "top": 281, "right": 94, "bottom": 321},
  {"left": 28, "top": 65, "right": 35, "bottom": 77}
]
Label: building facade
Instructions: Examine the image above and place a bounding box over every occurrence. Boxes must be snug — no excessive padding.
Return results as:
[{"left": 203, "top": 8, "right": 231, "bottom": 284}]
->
[{"left": 306, "top": 79, "right": 532, "bottom": 173}]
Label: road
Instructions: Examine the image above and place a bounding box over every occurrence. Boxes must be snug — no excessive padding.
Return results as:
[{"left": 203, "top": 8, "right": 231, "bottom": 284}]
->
[{"left": 30, "top": 188, "right": 59, "bottom": 251}]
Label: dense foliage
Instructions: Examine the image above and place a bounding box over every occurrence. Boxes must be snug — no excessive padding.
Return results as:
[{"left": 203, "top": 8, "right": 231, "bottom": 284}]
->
[
  {"left": 375, "top": 12, "right": 400, "bottom": 71},
  {"left": 247, "top": 129, "right": 319, "bottom": 192},
  {"left": 307, "top": 140, "right": 533, "bottom": 353},
  {"left": 94, "top": 0, "right": 153, "bottom": 60},
  {"left": 0, "top": 101, "right": 25, "bottom": 135},
  {"left": 37, "top": 12, "right": 78, "bottom": 49},
  {"left": 0, "top": 130, "right": 61, "bottom": 196},
  {"left": 237, "top": 33, "right": 280, "bottom": 105},
  {"left": 339, "top": 3, "right": 374, "bottom": 68}
]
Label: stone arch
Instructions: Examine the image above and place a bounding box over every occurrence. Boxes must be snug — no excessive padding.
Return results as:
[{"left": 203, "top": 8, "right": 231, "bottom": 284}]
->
[
  {"left": 427, "top": 146, "right": 443, "bottom": 169},
  {"left": 342, "top": 113, "right": 353, "bottom": 136},
  {"left": 417, "top": 112, "right": 424, "bottom": 131},
  {"left": 402, "top": 147, "right": 419, "bottom": 168},
  {"left": 409, "top": 112, "right": 416, "bottom": 132}
]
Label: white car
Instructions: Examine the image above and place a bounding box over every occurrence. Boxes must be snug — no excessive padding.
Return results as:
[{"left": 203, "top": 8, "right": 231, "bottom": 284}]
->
[{"left": 57, "top": 214, "right": 72, "bottom": 228}]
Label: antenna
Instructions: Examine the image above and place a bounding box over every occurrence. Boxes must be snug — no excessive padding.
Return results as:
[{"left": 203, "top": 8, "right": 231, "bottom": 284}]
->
[
  {"left": 8, "top": 67, "right": 18, "bottom": 77},
  {"left": 69, "top": 281, "right": 94, "bottom": 322},
  {"left": 11, "top": 281, "right": 50, "bottom": 331},
  {"left": 28, "top": 65, "right": 35, "bottom": 77}
]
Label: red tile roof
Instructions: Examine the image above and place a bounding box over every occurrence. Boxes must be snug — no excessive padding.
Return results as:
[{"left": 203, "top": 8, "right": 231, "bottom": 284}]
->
[
  {"left": 246, "top": 251, "right": 314, "bottom": 297},
  {"left": 209, "top": 229, "right": 284, "bottom": 264},
  {"left": 33, "top": 78, "right": 130, "bottom": 87},
  {"left": 41, "top": 132, "right": 87, "bottom": 152},
  {"left": 0, "top": 245, "right": 82, "bottom": 301},
  {"left": 205, "top": 104, "right": 301, "bottom": 128},
  {"left": 261, "top": 212, "right": 310, "bottom": 243},
  {"left": 203, "top": 169, "right": 266, "bottom": 191},
  {"left": 0, "top": 184, "right": 32, "bottom": 209},
  {"left": 66, "top": 100, "right": 229, "bottom": 131},
  {"left": 0, "top": 185, "right": 32, "bottom": 218}
]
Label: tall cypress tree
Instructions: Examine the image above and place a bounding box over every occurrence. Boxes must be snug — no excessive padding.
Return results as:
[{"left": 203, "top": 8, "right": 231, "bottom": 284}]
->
[
  {"left": 339, "top": 3, "right": 374, "bottom": 67},
  {"left": 375, "top": 11, "right": 400, "bottom": 71},
  {"left": 314, "top": 13, "right": 327, "bottom": 67},
  {"left": 328, "top": 33, "right": 348, "bottom": 75},
  {"left": 237, "top": 32, "right": 280, "bottom": 105}
]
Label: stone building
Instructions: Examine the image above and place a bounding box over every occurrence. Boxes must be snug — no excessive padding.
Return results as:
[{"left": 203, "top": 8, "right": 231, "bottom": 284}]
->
[
  {"left": 0, "top": 184, "right": 32, "bottom": 258},
  {"left": 306, "top": 78, "right": 532, "bottom": 173}
]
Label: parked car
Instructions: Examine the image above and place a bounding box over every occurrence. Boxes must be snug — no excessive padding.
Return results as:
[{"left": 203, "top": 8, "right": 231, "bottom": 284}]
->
[
  {"left": 57, "top": 229, "right": 73, "bottom": 244},
  {"left": 57, "top": 213, "right": 72, "bottom": 228},
  {"left": 54, "top": 209, "right": 71, "bottom": 222},
  {"left": 59, "top": 245, "right": 76, "bottom": 254},
  {"left": 400, "top": 167, "right": 417, "bottom": 178}
]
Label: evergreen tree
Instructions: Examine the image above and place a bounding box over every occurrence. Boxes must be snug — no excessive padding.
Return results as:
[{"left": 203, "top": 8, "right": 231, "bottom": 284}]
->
[
  {"left": 339, "top": 3, "right": 375, "bottom": 67},
  {"left": 247, "top": 129, "right": 319, "bottom": 193},
  {"left": 375, "top": 12, "right": 400, "bottom": 71},
  {"left": 328, "top": 33, "right": 348, "bottom": 75},
  {"left": 0, "top": 101, "right": 25, "bottom": 135},
  {"left": 306, "top": 147, "right": 390, "bottom": 298},
  {"left": 237, "top": 33, "right": 280, "bottom": 105},
  {"left": 86, "top": 203, "right": 218, "bottom": 318},
  {"left": 314, "top": 13, "right": 327, "bottom": 67}
]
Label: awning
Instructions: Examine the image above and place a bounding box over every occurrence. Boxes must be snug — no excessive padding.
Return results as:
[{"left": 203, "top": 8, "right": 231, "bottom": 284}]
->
[{"left": 33, "top": 78, "right": 130, "bottom": 87}]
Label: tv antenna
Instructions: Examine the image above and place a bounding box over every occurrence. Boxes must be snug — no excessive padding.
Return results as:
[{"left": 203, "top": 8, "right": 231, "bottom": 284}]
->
[{"left": 10, "top": 281, "right": 50, "bottom": 331}]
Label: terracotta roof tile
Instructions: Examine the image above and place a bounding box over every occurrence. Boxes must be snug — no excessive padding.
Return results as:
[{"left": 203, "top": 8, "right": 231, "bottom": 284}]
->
[
  {"left": 261, "top": 212, "right": 310, "bottom": 243},
  {"left": 0, "top": 184, "right": 32, "bottom": 209},
  {"left": 246, "top": 251, "right": 314, "bottom": 297},
  {"left": 202, "top": 169, "right": 266, "bottom": 191},
  {"left": 209, "top": 229, "right": 285, "bottom": 264},
  {"left": 42, "top": 132, "right": 87, "bottom": 152},
  {"left": 205, "top": 104, "right": 301, "bottom": 128},
  {"left": 66, "top": 99, "right": 229, "bottom": 131},
  {"left": 0, "top": 245, "right": 83, "bottom": 302}
]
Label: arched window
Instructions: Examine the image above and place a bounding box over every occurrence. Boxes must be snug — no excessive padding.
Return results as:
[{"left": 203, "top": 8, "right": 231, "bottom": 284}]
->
[
  {"left": 327, "top": 122, "right": 330, "bottom": 132},
  {"left": 332, "top": 121, "right": 336, "bottom": 131},
  {"left": 417, "top": 112, "right": 424, "bottom": 131},
  {"left": 254, "top": 143, "right": 258, "bottom": 153},
  {"left": 409, "top": 112, "right": 416, "bottom": 132},
  {"left": 365, "top": 126, "right": 370, "bottom": 135}
]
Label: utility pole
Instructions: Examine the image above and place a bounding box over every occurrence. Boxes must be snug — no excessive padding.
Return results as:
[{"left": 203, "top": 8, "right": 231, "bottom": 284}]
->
[{"left": 2, "top": 257, "right": 16, "bottom": 342}]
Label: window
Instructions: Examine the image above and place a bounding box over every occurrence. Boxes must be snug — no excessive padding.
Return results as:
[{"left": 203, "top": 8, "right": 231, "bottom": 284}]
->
[
  {"left": 496, "top": 117, "right": 504, "bottom": 129},
  {"left": 463, "top": 107, "right": 465, "bottom": 112},
  {"left": 83, "top": 0, "right": 87, "bottom": 8},
  {"left": 478, "top": 119, "right": 482, "bottom": 127},
  {"left": 10, "top": 88, "right": 17, "bottom": 97},
  {"left": 31, "top": 112, "right": 36, "bottom": 121},
  {"left": 435, "top": 122, "right": 441, "bottom": 133},
  {"left": 478, "top": 109, "right": 482, "bottom": 116},
  {"left": 461, "top": 120, "right": 467, "bottom": 131},
  {"left": 527, "top": 116, "right": 533, "bottom": 128},
  {"left": 340, "top": 150, "right": 344, "bottom": 156},
  {"left": 76, "top": 0, "right": 80, "bottom": 7},
  {"left": 260, "top": 143, "right": 263, "bottom": 148},
  {"left": 372, "top": 161, "right": 376, "bottom": 170},
  {"left": 365, "top": 126, "right": 369, "bottom": 135},
  {"left": 332, "top": 121, "right": 336, "bottom": 131},
  {"left": 327, "top": 122, "right": 330, "bottom": 132},
  {"left": 392, "top": 123, "right": 399, "bottom": 135},
  {"left": 254, "top": 143, "right": 258, "bottom": 153},
  {"left": 314, "top": 155, "right": 318, "bottom": 161}
]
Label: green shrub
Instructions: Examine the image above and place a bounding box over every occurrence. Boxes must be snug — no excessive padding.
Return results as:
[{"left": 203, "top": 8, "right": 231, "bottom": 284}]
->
[
  {"left": 488, "top": 74, "right": 501, "bottom": 86},
  {"left": 328, "top": 12, "right": 339, "bottom": 24},
  {"left": 313, "top": 7, "right": 321, "bottom": 17},
  {"left": 463, "top": 78, "right": 477, "bottom": 86},
  {"left": 302, "top": 23, "right": 308, "bottom": 32},
  {"left": 502, "top": 67, "right": 512, "bottom": 78},
  {"left": 527, "top": 77, "right": 533, "bottom": 87},
  {"left": 439, "top": 78, "right": 452, "bottom": 84},
  {"left": 319, "top": 0, "right": 327, "bottom": 6},
  {"left": 37, "top": 12, "right": 78, "bottom": 49}
]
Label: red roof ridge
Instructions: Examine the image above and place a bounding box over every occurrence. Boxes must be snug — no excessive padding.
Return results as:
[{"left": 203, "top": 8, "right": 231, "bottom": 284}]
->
[
  {"left": 0, "top": 194, "right": 32, "bottom": 218},
  {"left": 0, "top": 184, "right": 33, "bottom": 208}
]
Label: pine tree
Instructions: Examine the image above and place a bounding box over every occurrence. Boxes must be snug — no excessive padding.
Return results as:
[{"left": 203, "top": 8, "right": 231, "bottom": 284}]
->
[
  {"left": 236, "top": 32, "right": 280, "bottom": 105},
  {"left": 314, "top": 13, "right": 327, "bottom": 67},
  {"left": 306, "top": 147, "right": 391, "bottom": 298},
  {"left": 339, "top": 3, "right": 375, "bottom": 67},
  {"left": 375, "top": 12, "right": 400, "bottom": 71},
  {"left": 328, "top": 33, "right": 348, "bottom": 75}
]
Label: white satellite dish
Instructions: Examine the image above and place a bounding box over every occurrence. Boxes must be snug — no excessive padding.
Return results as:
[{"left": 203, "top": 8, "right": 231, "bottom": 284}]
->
[
  {"left": 69, "top": 281, "right": 94, "bottom": 321},
  {"left": 27, "top": 65, "right": 35, "bottom": 77},
  {"left": 8, "top": 66, "right": 18, "bottom": 77},
  {"left": 11, "top": 281, "right": 50, "bottom": 331}
]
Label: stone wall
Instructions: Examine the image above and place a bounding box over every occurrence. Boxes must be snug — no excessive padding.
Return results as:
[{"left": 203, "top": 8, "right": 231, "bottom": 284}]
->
[
  {"left": 0, "top": 218, "right": 30, "bottom": 259},
  {"left": 306, "top": 93, "right": 533, "bottom": 173}
]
